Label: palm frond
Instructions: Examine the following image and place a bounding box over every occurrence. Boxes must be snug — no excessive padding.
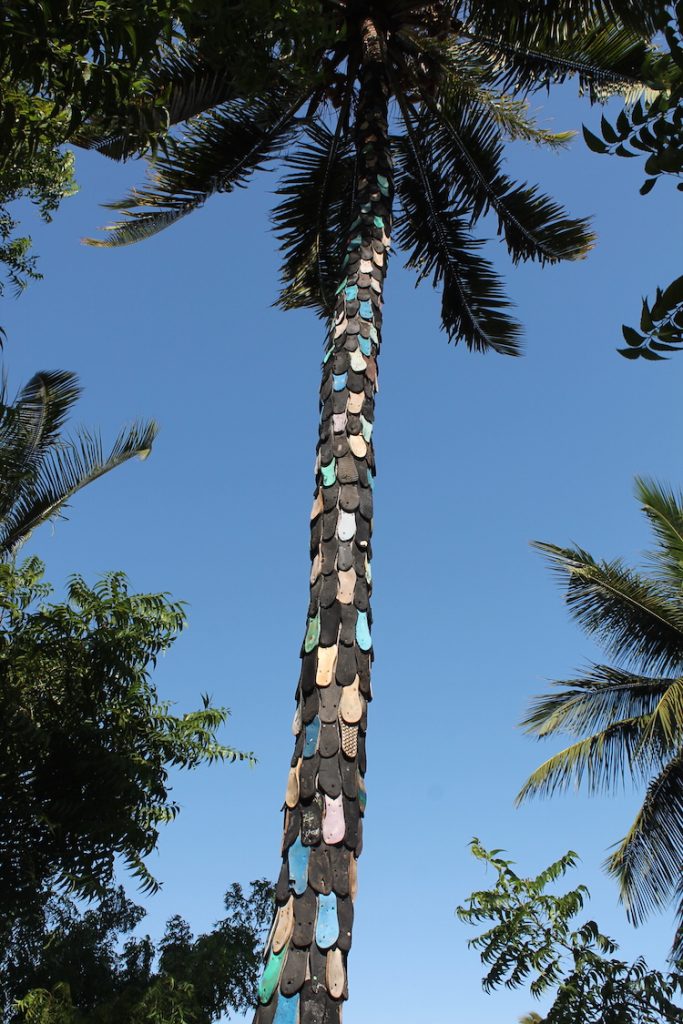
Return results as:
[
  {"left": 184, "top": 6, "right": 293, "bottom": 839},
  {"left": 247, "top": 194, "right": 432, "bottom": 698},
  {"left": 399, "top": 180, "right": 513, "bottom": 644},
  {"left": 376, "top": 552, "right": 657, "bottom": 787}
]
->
[
  {"left": 13, "top": 370, "right": 82, "bottom": 454},
  {"left": 0, "top": 421, "right": 157, "bottom": 556},
  {"left": 458, "top": 3, "right": 660, "bottom": 54},
  {"left": 393, "top": 93, "right": 522, "bottom": 356},
  {"left": 87, "top": 94, "right": 305, "bottom": 247},
  {"left": 420, "top": 93, "right": 594, "bottom": 263},
  {"left": 397, "top": 32, "right": 576, "bottom": 147},
  {"left": 534, "top": 541, "right": 683, "bottom": 675},
  {"left": 637, "top": 679, "right": 683, "bottom": 763},
  {"left": 273, "top": 111, "right": 355, "bottom": 317},
  {"left": 462, "top": 24, "right": 655, "bottom": 102},
  {"left": 635, "top": 477, "right": 683, "bottom": 591},
  {"left": 0, "top": 371, "right": 82, "bottom": 520},
  {"left": 670, "top": 885, "right": 683, "bottom": 963},
  {"left": 517, "top": 716, "right": 655, "bottom": 803},
  {"left": 522, "top": 666, "right": 672, "bottom": 738},
  {"left": 606, "top": 751, "right": 683, "bottom": 925},
  {"left": 77, "top": 42, "right": 282, "bottom": 161},
  {"left": 463, "top": 91, "right": 575, "bottom": 148}
]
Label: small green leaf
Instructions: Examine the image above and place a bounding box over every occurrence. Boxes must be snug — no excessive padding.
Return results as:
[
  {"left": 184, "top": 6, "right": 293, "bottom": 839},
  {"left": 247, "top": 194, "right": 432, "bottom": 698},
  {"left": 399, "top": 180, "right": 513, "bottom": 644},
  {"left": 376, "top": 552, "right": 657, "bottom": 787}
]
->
[
  {"left": 640, "top": 302, "right": 654, "bottom": 333},
  {"left": 616, "top": 109, "right": 631, "bottom": 136},
  {"left": 582, "top": 126, "right": 608, "bottom": 154},
  {"left": 644, "top": 154, "right": 661, "bottom": 176},
  {"left": 600, "top": 115, "right": 619, "bottom": 144},
  {"left": 621, "top": 325, "right": 644, "bottom": 347},
  {"left": 618, "top": 347, "right": 642, "bottom": 359},
  {"left": 659, "top": 275, "right": 683, "bottom": 313},
  {"left": 649, "top": 340, "right": 680, "bottom": 352},
  {"left": 631, "top": 100, "right": 646, "bottom": 126}
]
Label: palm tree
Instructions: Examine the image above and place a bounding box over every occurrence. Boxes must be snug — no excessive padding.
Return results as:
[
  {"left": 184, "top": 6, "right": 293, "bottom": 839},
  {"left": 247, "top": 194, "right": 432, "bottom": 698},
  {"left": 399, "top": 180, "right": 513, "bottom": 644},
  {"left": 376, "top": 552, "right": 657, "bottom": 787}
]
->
[
  {"left": 0, "top": 370, "right": 156, "bottom": 558},
  {"left": 519, "top": 478, "right": 683, "bottom": 962},
  {"left": 87, "top": 3, "right": 662, "bottom": 1019}
]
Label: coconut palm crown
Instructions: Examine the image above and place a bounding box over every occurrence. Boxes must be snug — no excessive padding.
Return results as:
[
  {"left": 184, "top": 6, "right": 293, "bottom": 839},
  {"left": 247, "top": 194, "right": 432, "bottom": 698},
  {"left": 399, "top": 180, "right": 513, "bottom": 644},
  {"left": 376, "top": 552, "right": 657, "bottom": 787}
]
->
[
  {"left": 520, "top": 479, "right": 683, "bottom": 963},
  {"left": 0, "top": 371, "right": 156, "bottom": 558},
  {"left": 90, "top": 0, "right": 662, "bottom": 355},
  {"left": 87, "top": 2, "right": 663, "bottom": 1021}
]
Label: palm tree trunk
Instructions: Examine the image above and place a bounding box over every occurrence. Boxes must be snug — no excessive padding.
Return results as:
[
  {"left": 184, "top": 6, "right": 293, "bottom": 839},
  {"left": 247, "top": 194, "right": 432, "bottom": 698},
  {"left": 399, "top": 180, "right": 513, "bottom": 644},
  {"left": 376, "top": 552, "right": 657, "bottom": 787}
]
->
[{"left": 254, "top": 19, "right": 392, "bottom": 1024}]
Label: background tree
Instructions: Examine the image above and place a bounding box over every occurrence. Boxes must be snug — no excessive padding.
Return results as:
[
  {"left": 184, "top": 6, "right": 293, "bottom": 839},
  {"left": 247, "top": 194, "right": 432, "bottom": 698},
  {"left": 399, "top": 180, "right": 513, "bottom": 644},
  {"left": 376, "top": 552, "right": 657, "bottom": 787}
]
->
[
  {"left": 5, "top": 879, "right": 273, "bottom": 1024},
  {"left": 0, "top": 556, "right": 251, "bottom": 945},
  {"left": 88, "top": 2, "right": 662, "bottom": 1019},
  {"left": 583, "top": 2, "right": 683, "bottom": 359},
  {"left": 0, "top": 0, "right": 332, "bottom": 314},
  {"left": 458, "top": 840, "right": 683, "bottom": 1024},
  {"left": 0, "top": 369, "right": 156, "bottom": 557},
  {"left": 519, "top": 478, "right": 683, "bottom": 960}
]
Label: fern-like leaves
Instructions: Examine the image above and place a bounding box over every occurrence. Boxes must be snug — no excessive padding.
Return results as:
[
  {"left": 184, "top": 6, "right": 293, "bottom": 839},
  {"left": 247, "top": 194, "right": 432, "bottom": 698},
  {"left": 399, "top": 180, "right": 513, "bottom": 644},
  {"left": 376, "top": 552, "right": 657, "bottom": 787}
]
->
[
  {"left": 88, "top": 95, "right": 304, "bottom": 247},
  {"left": 273, "top": 118, "right": 356, "bottom": 316}
]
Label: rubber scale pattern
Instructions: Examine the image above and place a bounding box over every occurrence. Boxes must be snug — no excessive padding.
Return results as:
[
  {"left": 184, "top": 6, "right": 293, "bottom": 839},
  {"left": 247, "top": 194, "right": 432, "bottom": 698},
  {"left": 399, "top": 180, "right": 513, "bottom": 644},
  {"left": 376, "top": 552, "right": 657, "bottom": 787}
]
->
[{"left": 253, "top": 62, "right": 392, "bottom": 1024}]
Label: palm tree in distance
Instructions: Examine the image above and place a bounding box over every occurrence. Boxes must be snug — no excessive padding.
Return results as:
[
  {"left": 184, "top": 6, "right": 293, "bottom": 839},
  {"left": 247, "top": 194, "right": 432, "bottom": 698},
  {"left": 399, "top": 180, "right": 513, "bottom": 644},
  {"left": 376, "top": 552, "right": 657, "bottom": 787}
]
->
[
  {"left": 519, "top": 478, "right": 683, "bottom": 963},
  {"left": 88, "top": 3, "right": 662, "bottom": 1020},
  {"left": 0, "top": 370, "right": 156, "bottom": 558}
]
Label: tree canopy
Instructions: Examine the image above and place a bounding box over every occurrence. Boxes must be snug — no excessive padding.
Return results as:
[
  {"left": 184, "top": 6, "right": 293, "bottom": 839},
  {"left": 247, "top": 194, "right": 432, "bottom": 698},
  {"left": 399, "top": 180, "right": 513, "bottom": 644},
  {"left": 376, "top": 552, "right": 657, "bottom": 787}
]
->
[
  {"left": 519, "top": 478, "right": 683, "bottom": 960},
  {"left": 88, "top": 0, "right": 664, "bottom": 356},
  {"left": 458, "top": 839, "right": 683, "bottom": 1024},
  {"left": 0, "top": 0, "right": 332, "bottom": 312},
  {"left": 5, "top": 879, "right": 273, "bottom": 1024},
  {"left": 0, "top": 556, "right": 251, "bottom": 940}
]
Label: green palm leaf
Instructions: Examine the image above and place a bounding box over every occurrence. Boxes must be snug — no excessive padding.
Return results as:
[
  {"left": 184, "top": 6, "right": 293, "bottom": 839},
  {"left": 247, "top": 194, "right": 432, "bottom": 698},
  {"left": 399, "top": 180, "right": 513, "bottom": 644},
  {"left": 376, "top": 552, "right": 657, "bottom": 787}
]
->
[
  {"left": 635, "top": 477, "right": 683, "bottom": 590},
  {"left": 459, "top": 2, "right": 659, "bottom": 53},
  {"left": 78, "top": 43, "right": 288, "bottom": 161},
  {"left": 637, "top": 679, "right": 683, "bottom": 761},
  {"left": 517, "top": 716, "right": 656, "bottom": 802},
  {"left": 87, "top": 94, "right": 304, "bottom": 247},
  {"left": 0, "top": 371, "right": 82, "bottom": 520},
  {"left": 0, "top": 420, "right": 157, "bottom": 556},
  {"left": 394, "top": 100, "right": 521, "bottom": 356},
  {"left": 451, "top": 91, "right": 575, "bottom": 149},
  {"left": 422, "top": 95, "right": 595, "bottom": 264},
  {"left": 534, "top": 541, "right": 683, "bottom": 675},
  {"left": 522, "top": 666, "right": 672, "bottom": 738},
  {"left": 525, "top": 482, "right": 683, "bottom": 952},
  {"left": 606, "top": 751, "right": 683, "bottom": 926},
  {"left": 464, "top": 24, "right": 654, "bottom": 102},
  {"left": 273, "top": 116, "right": 356, "bottom": 316}
]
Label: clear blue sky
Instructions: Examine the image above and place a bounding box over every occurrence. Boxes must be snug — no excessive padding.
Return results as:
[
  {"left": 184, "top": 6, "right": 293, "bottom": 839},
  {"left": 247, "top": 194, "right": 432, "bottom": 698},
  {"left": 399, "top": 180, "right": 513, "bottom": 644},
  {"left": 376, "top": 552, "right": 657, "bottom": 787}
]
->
[{"left": 5, "top": 80, "right": 682, "bottom": 1023}]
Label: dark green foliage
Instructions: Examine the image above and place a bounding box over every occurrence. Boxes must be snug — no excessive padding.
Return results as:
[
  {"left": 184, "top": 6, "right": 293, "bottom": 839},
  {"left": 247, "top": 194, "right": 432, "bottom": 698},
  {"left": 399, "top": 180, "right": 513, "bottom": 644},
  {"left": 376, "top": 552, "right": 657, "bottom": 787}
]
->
[
  {"left": 393, "top": 116, "right": 522, "bottom": 355},
  {"left": 5, "top": 880, "right": 273, "bottom": 1024},
  {"left": 465, "top": 22, "right": 654, "bottom": 101},
  {"left": 0, "top": 370, "right": 156, "bottom": 557},
  {"left": 519, "top": 479, "right": 683, "bottom": 959},
  {"left": 0, "top": 557, "right": 250, "bottom": 937},
  {"left": 0, "top": 0, "right": 181, "bottom": 307},
  {"left": 0, "top": 137, "right": 75, "bottom": 302},
  {"left": 417, "top": 92, "right": 595, "bottom": 264},
  {"left": 0, "top": 1, "right": 331, "bottom": 315},
  {"left": 90, "top": 0, "right": 660, "bottom": 357},
  {"left": 582, "top": 4, "right": 683, "bottom": 358},
  {"left": 457, "top": 1, "right": 662, "bottom": 41},
  {"left": 92, "top": 91, "right": 305, "bottom": 247},
  {"left": 618, "top": 274, "right": 683, "bottom": 360},
  {"left": 458, "top": 840, "right": 683, "bottom": 1023},
  {"left": 273, "top": 121, "right": 356, "bottom": 316}
]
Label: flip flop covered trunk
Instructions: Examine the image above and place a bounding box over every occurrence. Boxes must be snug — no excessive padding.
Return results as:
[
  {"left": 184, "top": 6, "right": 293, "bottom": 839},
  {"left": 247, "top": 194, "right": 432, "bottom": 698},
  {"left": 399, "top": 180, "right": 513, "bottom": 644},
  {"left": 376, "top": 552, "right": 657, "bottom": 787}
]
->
[{"left": 254, "top": 19, "right": 392, "bottom": 1024}]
